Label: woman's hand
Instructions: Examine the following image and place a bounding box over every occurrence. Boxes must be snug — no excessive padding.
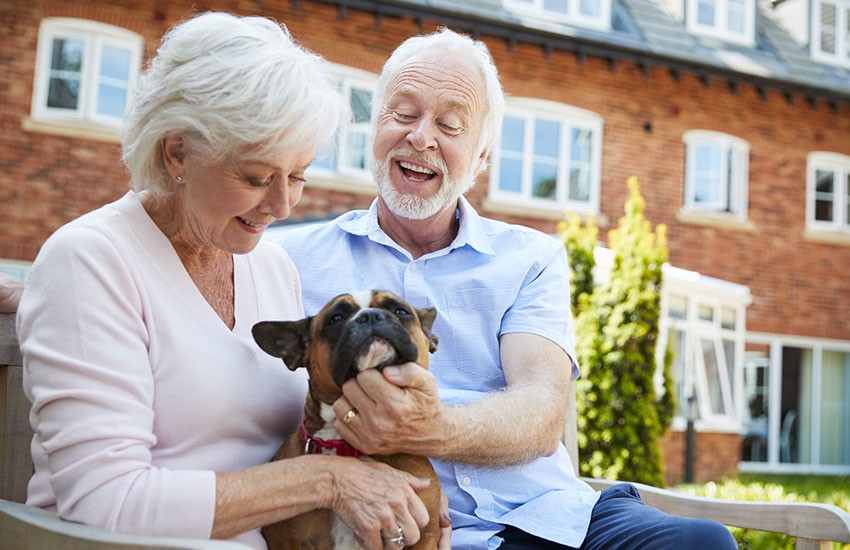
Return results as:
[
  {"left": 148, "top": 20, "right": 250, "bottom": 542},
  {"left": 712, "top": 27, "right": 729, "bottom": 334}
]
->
[
  {"left": 328, "top": 458, "right": 432, "bottom": 550},
  {"left": 0, "top": 272, "right": 24, "bottom": 313}
]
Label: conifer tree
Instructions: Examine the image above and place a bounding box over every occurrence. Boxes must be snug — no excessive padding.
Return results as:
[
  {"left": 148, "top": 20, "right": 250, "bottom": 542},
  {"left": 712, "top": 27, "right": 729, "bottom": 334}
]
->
[{"left": 561, "top": 176, "right": 675, "bottom": 486}]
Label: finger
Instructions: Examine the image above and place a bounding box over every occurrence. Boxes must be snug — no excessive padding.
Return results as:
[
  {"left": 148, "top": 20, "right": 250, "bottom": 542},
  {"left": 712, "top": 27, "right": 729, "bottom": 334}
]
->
[
  {"left": 438, "top": 491, "right": 452, "bottom": 550},
  {"left": 380, "top": 362, "right": 428, "bottom": 388}
]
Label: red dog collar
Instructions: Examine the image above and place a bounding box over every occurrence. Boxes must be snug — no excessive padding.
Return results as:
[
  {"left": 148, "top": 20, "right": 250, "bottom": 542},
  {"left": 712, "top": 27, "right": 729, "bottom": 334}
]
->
[{"left": 301, "top": 422, "right": 364, "bottom": 458}]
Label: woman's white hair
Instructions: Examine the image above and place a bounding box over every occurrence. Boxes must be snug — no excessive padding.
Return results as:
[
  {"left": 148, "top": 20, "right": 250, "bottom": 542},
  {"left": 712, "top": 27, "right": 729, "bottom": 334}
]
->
[
  {"left": 122, "top": 12, "right": 348, "bottom": 195},
  {"left": 371, "top": 27, "right": 505, "bottom": 159}
]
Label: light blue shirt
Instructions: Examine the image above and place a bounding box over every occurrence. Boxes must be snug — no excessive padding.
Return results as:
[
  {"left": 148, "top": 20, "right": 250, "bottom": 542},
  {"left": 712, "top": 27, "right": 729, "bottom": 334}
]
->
[{"left": 274, "top": 197, "right": 599, "bottom": 549}]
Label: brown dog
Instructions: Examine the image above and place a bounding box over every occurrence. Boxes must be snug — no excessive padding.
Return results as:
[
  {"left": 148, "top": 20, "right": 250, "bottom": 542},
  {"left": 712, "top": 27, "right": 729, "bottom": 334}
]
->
[{"left": 252, "top": 290, "right": 441, "bottom": 550}]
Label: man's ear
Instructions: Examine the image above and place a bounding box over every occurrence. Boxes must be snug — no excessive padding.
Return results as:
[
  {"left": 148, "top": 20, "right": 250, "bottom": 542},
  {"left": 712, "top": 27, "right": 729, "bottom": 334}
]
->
[
  {"left": 161, "top": 131, "right": 188, "bottom": 180},
  {"left": 252, "top": 318, "right": 312, "bottom": 371}
]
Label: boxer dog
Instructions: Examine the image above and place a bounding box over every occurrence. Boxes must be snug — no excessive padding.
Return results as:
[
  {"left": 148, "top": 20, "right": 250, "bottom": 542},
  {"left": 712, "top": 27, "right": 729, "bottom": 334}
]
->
[{"left": 252, "top": 290, "right": 441, "bottom": 550}]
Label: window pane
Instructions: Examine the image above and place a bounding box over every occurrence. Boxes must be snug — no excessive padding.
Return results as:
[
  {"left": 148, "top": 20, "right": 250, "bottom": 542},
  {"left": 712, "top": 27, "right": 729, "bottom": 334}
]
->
[
  {"left": 499, "top": 158, "right": 523, "bottom": 193},
  {"left": 47, "top": 38, "right": 84, "bottom": 109},
  {"left": 693, "top": 144, "right": 722, "bottom": 204},
  {"left": 697, "top": 0, "right": 717, "bottom": 26},
  {"left": 343, "top": 131, "right": 368, "bottom": 170},
  {"left": 815, "top": 169, "right": 835, "bottom": 222},
  {"left": 532, "top": 162, "right": 557, "bottom": 199},
  {"left": 579, "top": 0, "right": 601, "bottom": 17},
  {"left": 96, "top": 84, "right": 127, "bottom": 117},
  {"left": 669, "top": 328, "right": 689, "bottom": 417},
  {"left": 780, "top": 346, "right": 809, "bottom": 464},
  {"left": 569, "top": 127, "right": 593, "bottom": 201},
  {"left": 702, "top": 338, "right": 727, "bottom": 415},
  {"left": 350, "top": 87, "right": 371, "bottom": 124},
  {"left": 100, "top": 44, "right": 130, "bottom": 80},
  {"left": 846, "top": 173, "right": 850, "bottom": 226},
  {"left": 669, "top": 295, "right": 687, "bottom": 319},
  {"left": 727, "top": 0, "right": 746, "bottom": 33},
  {"left": 743, "top": 349, "right": 770, "bottom": 462},
  {"left": 544, "top": 0, "right": 569, "bottom": 14},
  {"left": 820, "top": 2, "right": 837, "bottom": 54},
  {"left": 501, "top": 117, "right": 525, "bottom": 153},
  {"left": 698, "top": 303, "right": 714, "bottom": 322},
  {"left": 819, "top": 350, "right": 850, "bottom": 466},
  {"left": 721, "top": 306, "right": 736, "bottom": 329},
  {"left": 534, "top": 119, "right": 560, "bottom": 158}
]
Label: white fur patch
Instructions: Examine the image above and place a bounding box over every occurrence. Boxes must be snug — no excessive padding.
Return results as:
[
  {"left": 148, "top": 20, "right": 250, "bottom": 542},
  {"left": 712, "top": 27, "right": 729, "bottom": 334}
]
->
[
  {"left": 332, "top": 516, "right": 362, "bottom": 549},
  {"left": 350, "top": 290, "right": 373, "bottom": 310},
  {"left": 314, "top": 403, "right": 341, "bottom": 440}
]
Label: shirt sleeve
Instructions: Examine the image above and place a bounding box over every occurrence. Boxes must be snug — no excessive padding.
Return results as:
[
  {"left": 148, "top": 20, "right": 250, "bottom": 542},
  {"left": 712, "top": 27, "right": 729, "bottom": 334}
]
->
[
  {"left": 500, "top": 239, "right": 580, "bottom": 379},
  {"left": 19, "top": 223, "right": 216, "bottom": 538}
]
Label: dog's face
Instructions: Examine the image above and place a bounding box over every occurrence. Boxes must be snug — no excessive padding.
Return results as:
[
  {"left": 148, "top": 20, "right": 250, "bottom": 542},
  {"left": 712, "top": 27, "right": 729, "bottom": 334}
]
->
[{"left": 252, "top": 291, "right": 438, "bottom": 404}]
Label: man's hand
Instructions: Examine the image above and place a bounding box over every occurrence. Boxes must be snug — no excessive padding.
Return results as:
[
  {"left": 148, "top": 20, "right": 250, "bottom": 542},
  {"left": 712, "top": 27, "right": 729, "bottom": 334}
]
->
[{"left": 333, "top": 363, "right": 447, "bottom": 457}]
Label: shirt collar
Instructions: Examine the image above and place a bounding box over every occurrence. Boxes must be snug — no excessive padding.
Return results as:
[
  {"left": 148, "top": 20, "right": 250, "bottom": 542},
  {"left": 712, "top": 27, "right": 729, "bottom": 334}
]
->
[{"left": 337, "top": 196, "right": 496, "bottom": 257}]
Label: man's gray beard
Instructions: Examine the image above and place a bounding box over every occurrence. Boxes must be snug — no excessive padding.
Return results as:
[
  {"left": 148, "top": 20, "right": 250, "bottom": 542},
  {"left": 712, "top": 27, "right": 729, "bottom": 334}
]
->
[{"left": 371, "top": 150, "right": 475, "bottom": 221}]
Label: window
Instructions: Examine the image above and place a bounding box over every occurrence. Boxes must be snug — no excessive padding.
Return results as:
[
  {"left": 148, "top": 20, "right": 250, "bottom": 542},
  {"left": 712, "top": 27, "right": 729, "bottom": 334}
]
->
[
  {"left": 490, "top": 99, "right": 602, "bottom": 214},
  {"left": 683, "top": 131, "right": 749, "bottom": 219},
  {"left": 657, "top": 265, "right": 751, "bottom": 430},
  {"left": 812, "top": 0, "right": 850, "bottom": 67},
  {"left": 686, "top": 0, "right": 755, "bottom": 45},
  {"left": 503, "top": 0, "right": 611, "bottom": 30},
  {"left": 741, "top": 336, "right": 850, "bottom": 474},
  {"left": 31, "top": 18, "right": 142, "bottom": 131},
  {"left": 807, "top": 152, "right": 850, "bottom": 234},
  {"left": 309, "top": 67, "right": 376, "bottom": 185}
]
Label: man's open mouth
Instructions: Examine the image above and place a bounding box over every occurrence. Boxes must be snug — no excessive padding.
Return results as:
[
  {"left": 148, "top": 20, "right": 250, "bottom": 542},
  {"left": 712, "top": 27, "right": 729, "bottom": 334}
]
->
[{"left": 399, "top": 160, "right": 437, "bottom": 182}]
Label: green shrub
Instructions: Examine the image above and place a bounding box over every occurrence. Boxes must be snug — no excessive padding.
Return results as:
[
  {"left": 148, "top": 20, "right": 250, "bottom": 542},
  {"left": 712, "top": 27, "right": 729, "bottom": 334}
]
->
[{"left": 561, "top": 176, "right": 675, "bottom": 486}]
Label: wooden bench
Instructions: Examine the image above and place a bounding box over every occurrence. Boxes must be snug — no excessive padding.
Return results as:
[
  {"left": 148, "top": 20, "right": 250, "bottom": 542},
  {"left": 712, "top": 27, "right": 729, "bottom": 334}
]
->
[{"left": 2, "top": 312, "right": 849, "bottom": 548}]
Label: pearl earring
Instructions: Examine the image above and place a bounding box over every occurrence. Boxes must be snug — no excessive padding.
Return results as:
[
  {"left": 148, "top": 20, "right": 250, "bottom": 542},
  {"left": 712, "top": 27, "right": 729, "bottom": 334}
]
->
[{"left": 175, "top": 175, "right": 184, "bottom": 183}]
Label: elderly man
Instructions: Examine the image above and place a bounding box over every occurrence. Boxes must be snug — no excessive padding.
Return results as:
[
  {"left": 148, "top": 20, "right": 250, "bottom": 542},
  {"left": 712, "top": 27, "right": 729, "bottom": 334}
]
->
[{"left": 277, "top": 28, "right": 737, "bottom": 550}]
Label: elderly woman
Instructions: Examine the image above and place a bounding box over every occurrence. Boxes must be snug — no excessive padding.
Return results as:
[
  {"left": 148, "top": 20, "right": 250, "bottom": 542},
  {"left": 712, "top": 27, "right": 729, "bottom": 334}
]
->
[{"left": 16, "top": 12, "right": 437, "bottom": 550}]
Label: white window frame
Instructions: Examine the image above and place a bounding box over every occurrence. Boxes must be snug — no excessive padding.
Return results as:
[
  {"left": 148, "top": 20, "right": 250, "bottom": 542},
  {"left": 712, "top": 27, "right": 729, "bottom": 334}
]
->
[
  {"left": 740, "top": 333, "right": 850, "bottom": 475},
  {"left": 308, "top": 65, "right": 376, "bottom": 189},
  {"left": 812, "top": 0, "right": 850, "bottom": 67},
  {"left": 686, "top": 0, "right": 756, "bottom": 46},
  {"left": 657, "top": 264, "right": 751, "bottom": 432},
  {"left": 489, "top": 98, "right": 602, "bottom": 215},
  {"left": 807, "top": 152, "right": 850, "bottom": 235},
  {"left": 31, "top": 18, "right": 142, "bottom": 131},
  {"left": 503, "top": 0, "right": 611, "bottom": 31},
  {"left": 682, "top": 130, "right": 749, "bottom": 221}
]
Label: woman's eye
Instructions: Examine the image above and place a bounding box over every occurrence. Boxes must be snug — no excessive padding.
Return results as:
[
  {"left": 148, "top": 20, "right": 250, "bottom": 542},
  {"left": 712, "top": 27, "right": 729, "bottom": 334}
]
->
[
  {"left": 247, "top": 177, "right": 273, "bottom": 188},
  {"left": 289, "top": 175, "right": 307, "bottom": 185}
]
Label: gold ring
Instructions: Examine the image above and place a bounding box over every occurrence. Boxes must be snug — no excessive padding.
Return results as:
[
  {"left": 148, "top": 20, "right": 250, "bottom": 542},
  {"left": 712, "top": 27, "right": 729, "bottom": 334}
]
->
[{"left": 342, "top": 408, "right": 358, "bottom": 424}]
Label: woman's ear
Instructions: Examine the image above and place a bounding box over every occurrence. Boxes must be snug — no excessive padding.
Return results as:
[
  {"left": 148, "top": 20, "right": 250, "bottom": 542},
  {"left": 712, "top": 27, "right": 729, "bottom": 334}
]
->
[{"left": 161, "top": 131, "right": 188, "bottom": 180}]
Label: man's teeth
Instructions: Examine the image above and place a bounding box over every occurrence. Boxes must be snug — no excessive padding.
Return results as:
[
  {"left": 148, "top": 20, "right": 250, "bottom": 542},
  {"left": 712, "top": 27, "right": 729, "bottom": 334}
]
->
[{"left": 399, "top": 161, "right": 435, "bottom": 175}]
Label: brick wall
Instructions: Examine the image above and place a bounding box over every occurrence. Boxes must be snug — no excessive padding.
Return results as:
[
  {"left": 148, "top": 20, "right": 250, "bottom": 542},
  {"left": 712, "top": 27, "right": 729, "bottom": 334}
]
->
[{"left": 661, "top": 430, "right": 743, "bottom": 485}]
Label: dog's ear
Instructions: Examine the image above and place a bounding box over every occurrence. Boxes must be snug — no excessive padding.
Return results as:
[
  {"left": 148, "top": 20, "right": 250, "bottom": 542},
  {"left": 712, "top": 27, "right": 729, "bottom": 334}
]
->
[
  {"left": 416, "top": 307, "right": 439, "bottom": 354},
  {"left": 252, "top": 319, "right": 312, "bottom": 371}
]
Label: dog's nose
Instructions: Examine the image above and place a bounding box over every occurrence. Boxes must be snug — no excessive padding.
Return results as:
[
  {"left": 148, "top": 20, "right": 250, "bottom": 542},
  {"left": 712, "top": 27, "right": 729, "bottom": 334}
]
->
[{"left": 354, "top": 308, "right": 387, "bottom": 325}]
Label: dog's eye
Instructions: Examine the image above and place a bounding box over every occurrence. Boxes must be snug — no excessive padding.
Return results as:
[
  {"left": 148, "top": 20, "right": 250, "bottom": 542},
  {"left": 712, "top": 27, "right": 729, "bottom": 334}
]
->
[
  {"left": 394, "top": 307, "right": 411, "bottom": 317},
  {"left": 327, "top": 314, "right": 344, "bottom": 326}
]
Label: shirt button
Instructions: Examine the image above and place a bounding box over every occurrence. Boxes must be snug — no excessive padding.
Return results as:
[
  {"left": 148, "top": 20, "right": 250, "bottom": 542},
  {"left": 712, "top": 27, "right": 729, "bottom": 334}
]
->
[
  {"left": 410, "top": 263, "right": 418, "bottom": 271},
  {"left": 462, "top": 476, "right": 471, "bottom": 486}
]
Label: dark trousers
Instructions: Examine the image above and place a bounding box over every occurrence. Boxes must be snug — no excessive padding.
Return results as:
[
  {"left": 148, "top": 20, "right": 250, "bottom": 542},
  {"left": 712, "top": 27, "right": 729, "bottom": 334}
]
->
[{"left": 498, "top": 483, "right": 738, "bottom": 550}]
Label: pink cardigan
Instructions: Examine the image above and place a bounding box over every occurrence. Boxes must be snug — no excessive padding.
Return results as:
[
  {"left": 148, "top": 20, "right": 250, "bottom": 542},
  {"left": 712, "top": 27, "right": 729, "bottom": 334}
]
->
[{"left": 18, "top": 192, "right": 308, "bottom": 549}]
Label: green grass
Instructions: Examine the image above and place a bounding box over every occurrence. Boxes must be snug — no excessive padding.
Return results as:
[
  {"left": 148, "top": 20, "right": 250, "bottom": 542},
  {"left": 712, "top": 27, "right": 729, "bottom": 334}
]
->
[{"left": 675, "top": 474, "right": 850, "bottom": 549}]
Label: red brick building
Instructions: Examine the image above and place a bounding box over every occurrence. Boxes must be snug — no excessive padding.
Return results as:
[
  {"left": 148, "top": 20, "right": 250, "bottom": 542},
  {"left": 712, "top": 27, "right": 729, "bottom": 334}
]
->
[{"left": 1, "top": 0, "right": 848, "bottom": 485}]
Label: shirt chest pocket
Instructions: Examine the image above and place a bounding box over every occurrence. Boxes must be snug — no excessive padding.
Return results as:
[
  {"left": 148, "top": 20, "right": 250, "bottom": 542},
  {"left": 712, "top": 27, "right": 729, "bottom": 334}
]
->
[{"left": 440, "top": 287, "right": 515, "bottom": 392}]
